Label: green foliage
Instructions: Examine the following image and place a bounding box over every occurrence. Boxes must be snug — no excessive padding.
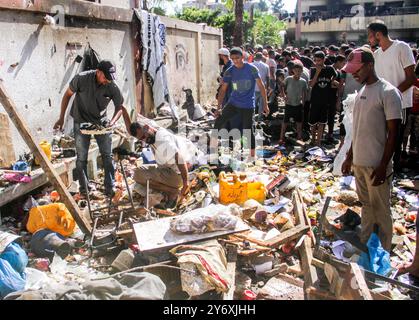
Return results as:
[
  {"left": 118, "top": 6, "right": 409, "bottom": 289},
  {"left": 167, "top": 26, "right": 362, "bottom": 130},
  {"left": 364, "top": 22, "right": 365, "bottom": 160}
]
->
[
  {"left": 176, "top": 7, "right": 286, "bottom": 47},
  {"left": 176, "top": 7, "right": 222, "bottom": 25},
  {"left": 221, "top": 0, "right": 235, "bottom": 11},
  {"left": 152, "top": 6, "right": 166, "bottom": 16},
  {"left": 252, "top": 13, "right": 286, "bottom": 47}
]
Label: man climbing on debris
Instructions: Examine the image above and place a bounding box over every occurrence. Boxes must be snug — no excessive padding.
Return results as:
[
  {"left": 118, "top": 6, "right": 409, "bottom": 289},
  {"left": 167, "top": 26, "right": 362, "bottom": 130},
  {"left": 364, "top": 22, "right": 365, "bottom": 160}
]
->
[
  {"left": 211, "top": 47, "right": 269, "bottom": 162},
  {"left": 53, "top": 60, "right": 125, "bottom": 198},
  {"left": 120, "top": 108, "right": 194, "bottom": 210},
  {"left": 341, "top": 47, "right": 402, "bottom": 252}
]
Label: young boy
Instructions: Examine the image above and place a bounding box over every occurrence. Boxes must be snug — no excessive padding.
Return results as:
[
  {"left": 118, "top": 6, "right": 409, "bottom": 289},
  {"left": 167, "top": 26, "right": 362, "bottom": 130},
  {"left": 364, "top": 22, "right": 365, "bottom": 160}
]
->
[
  {"left": 280, "top": 62, "right": 308, "bottom": 144},
  {"left": 309, "top": 51, "right": 338, "bottom": 146}
]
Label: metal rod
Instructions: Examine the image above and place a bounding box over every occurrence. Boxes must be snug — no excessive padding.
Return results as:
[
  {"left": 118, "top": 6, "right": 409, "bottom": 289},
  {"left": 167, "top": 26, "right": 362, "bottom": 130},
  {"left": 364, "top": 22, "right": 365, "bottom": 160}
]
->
[
  {"left": 119, "top": 159, "right": 135, "bottom": 211},
  {"left": 91, "top": 261, "right": 196, "bottom": 281},
  {"left": 83, "top": 172, "right": 93, "bottom": 220},
  {"left": 146, "top": 179, "right": 150, "bottom": 211},
  {"left": 89, "top": 217, "right": 99, "bottom": 248}
]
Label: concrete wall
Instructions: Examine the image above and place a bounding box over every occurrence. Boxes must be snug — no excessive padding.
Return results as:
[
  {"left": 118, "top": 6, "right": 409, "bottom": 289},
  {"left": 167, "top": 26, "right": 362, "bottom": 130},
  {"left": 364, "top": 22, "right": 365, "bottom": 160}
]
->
[
  {"left": 157, "top": 16, "right": 223, "bottom": 110},
  {"left": 0, "top": 8, "right": 137, "bottom": 156},
  {"left": 288, "top": 14, "right": 419, "bottom": 33},
  {"left": 287, "top": 13, "right": 419, "bottom": 43}
]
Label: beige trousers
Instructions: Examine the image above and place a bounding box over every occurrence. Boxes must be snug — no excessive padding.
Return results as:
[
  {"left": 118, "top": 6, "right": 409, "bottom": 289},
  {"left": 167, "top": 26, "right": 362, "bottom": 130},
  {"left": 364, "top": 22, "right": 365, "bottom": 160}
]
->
[
  {"left": 133, "top": 164, "right": 183, "bottom": 189},
  {"left": 353, "top": 165, "right": 393, "bottom": 252}
]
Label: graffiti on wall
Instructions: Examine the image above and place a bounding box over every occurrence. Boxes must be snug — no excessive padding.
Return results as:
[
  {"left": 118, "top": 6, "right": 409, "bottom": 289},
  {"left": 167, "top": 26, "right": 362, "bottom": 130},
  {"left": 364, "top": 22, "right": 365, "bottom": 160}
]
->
[{"left": 175, "top": 44, "right": 188, "bottom": 70}]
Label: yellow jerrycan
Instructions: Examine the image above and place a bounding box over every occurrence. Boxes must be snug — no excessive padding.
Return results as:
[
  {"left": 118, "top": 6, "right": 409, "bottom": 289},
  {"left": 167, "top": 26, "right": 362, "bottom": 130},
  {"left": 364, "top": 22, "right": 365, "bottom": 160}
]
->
[
  {"left": 219, "top": 171, "right": 248, "bottom": 205},
  {"left": 27, "top": 203, "right": 76, "bottom": 237}
]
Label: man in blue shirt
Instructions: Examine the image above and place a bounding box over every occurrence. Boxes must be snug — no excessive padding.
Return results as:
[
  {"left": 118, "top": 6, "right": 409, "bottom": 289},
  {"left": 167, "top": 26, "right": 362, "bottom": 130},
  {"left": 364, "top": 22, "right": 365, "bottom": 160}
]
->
[{"left": 211, "top": 47, "right": 269, "bottom": 160}]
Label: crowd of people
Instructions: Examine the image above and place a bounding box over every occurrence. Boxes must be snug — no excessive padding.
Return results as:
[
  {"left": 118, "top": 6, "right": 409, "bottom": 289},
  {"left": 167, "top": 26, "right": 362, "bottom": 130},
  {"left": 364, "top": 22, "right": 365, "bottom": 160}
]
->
[
  {"left": 216, "top": 20, "right": 419, "bottom": 166},
  {"left": 214, "top": 20, "right": 419, "bottom": 278}
]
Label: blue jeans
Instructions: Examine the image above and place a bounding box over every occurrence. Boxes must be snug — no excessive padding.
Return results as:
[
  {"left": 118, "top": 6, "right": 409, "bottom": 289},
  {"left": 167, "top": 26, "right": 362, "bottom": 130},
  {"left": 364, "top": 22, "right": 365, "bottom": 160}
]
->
[{"left": 74, "top": 122, "right": 115, "bottom": 193}]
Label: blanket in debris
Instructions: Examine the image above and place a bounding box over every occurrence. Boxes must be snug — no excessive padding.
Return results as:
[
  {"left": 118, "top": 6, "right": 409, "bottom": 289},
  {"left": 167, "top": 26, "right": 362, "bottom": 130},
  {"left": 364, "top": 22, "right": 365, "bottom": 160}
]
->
[
  {"left": 170, "top": 240, "right": 231, "bottom": 297},
  {"left": 134, "top": 9, "right": 177, "bottom": 119},
  {"left": 4, "top": 272, "right": 167, "bottom": 300}
]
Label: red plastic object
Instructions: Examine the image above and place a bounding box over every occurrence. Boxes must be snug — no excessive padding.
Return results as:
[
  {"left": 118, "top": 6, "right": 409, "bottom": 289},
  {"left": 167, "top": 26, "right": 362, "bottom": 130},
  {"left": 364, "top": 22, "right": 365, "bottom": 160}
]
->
[{"left": 242, "top": 289, "right": 257, "bottom": 300}]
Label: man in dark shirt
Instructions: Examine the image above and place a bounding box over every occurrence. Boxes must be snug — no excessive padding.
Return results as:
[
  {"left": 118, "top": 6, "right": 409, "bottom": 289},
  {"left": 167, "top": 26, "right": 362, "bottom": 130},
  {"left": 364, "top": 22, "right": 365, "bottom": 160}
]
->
[
  {"left": 54, "top": 60, "right": 125, "bottom": 197},
  {"left": 309, "top": 51, "right": 338, "bottom": 146}
]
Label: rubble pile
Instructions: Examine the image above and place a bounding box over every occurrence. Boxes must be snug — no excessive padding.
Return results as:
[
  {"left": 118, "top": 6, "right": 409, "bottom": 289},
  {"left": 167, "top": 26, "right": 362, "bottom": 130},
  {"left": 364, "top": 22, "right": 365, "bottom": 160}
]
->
[{"left": 0, "top": 114, "right": 418, "bottom": 301}]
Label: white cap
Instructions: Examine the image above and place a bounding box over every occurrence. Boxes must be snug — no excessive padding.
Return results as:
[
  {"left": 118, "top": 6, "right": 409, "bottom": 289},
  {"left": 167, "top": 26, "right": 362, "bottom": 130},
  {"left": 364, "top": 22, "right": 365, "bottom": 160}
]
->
[{"left": 218, "top": 48, "right": 230, "bottom": 56}]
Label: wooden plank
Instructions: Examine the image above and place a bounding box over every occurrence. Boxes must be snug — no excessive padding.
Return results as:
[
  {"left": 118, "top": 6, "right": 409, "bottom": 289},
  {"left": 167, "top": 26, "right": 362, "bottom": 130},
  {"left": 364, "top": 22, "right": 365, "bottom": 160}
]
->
[
  {"left": 306, "top": 286, "right": 337, "bottom": 300},
  {"left": 343, "top": 263, "right": 373, "bottom": 300},
  {"left": 0, "top": 81, "right": 91, "bottom": 235},
  {"left": 314, "top": 196, "right": 331, "bottom": 251},
  {"left": 133, "top": 216, "right": 249, "bottom": 252},
  {"left": 403, "top": 235, "right": 416, "bottom": 256},
  {"left": 299, "top": 236, "right": 318, "bottom": 289},
  {"left": 293, "top": 190, "right": 319, "bottom": 293},
  {"left": 0, "top": 113, "right": 16, "bottom": 167},
  {"left": 296, "top": 189, "right": 316, "bottom": 246},
  {"left": 235, "top": 224, "right": 309, "bottom": 248}
]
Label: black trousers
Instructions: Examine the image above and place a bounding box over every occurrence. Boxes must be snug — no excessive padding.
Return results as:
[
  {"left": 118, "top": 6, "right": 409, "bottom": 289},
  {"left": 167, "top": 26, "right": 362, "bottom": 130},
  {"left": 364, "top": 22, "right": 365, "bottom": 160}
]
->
[
  {"left": 213, "top": 104, "right": 256, "bottom": 149},
  {"left": 394, "top": 108, "right": 410, "bottom": 170}
]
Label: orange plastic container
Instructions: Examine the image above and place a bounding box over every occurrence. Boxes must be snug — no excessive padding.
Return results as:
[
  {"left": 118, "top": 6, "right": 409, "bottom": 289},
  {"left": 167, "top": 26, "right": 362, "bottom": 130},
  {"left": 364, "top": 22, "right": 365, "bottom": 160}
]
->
[
  {"left": 247, "top": 181, "right": 266, "bottom": 204},
  {"left": 27, "top": 203, "right": 76, "bottom": 237},
  {"left": 219, "top": 172, "right": 248, "bottom": 205},
  {"left": 219, "top": 172, "right": 267, "bottom": 205}
]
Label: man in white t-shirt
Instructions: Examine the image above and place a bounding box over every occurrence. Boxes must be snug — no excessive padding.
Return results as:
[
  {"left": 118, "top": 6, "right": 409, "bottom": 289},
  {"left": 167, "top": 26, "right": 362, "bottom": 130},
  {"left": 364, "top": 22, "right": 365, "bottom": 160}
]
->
[
  {"left": 120, "top": 107, "right": 199, "bottom": 209},
  {"left": 341, "top": 48, "right": 402, "bottom": 251},
  {"left": 367, "top": 20, "right": 416, "bottom": 170}
]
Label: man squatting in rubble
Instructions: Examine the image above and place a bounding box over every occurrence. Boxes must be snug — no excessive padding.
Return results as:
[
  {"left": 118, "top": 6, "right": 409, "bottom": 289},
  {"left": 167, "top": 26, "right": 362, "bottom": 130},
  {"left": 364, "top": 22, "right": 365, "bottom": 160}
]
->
[
  {"left": 54, "top": 60, "right": 124, "bottom": 197},
  {"left": 341, "top": 48, "right": 402, "bottom": 252},
  {"left": 211, "top": 47, "right": 270, "bottom": 161},
  {"left": 120, "top": 108, "right": 191, "bottom": 210}
]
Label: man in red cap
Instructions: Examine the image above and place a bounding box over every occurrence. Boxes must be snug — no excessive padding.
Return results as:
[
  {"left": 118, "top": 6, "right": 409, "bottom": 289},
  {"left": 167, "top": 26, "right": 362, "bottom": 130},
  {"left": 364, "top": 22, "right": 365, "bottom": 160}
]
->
[{"left": 341, "top": 47, "right": 402, "bottom": 252}]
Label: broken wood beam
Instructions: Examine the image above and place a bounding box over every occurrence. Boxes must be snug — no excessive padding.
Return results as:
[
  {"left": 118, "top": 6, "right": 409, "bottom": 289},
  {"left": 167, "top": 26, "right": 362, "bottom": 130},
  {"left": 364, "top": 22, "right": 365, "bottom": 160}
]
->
[
  {"left": 234, "top": 224, "right": 309, "bottom": 248},
  {"left": 315, "top": 196, "right": 331, "bottom": 251},
  {"left": 306, "top": 286, "right": 337, "bottom": 300},
  {"left": 0, "top": 81, "right": 92, "bottom": 235},
  {"left": 293, "top": 190, "right": 319, "bottom": 294},
  {"left": 342, "top": 263, "right": 373, "bottom": 300}
]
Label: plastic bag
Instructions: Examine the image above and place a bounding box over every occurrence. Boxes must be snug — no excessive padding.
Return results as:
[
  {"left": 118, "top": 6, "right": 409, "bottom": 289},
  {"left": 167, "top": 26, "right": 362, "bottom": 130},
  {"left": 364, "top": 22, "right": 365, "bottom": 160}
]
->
[
  {"left": 0, "top": 258, "right": 26, "bottom": 298},
  {"left": 333, "top": 92, "right": 357, "bottom": 176},
  {"left": 0, "top": 242, "right": 28, "bottom": 274},
  {"left": 170, "top": 204, "right": 239, "bottom": 234},
  {"left": 358, "top": 232, "right": 391, "bottom": 276}
]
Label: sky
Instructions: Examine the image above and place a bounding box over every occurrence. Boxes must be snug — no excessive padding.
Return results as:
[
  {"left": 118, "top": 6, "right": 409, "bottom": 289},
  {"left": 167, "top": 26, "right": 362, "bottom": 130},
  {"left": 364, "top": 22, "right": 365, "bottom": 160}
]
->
[{"left": 165, "top": 0, "right": 297, "bottom": 16}]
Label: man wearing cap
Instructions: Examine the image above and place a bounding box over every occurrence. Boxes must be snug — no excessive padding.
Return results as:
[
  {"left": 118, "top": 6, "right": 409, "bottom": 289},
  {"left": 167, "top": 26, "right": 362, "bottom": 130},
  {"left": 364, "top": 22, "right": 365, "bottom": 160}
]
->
[
  {"left": 341, "top": 47, "right": 402, "bottom": 251},
  {"left": 53, "top": 60, "right": 125, "bottom": 197}
]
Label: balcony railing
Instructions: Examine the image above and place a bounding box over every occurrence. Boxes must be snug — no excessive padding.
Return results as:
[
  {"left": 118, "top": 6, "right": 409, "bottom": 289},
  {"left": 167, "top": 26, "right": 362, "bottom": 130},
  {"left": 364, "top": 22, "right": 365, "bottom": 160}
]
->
[{"left": 286, "top": 12, "right": 419, "bottom": 32}]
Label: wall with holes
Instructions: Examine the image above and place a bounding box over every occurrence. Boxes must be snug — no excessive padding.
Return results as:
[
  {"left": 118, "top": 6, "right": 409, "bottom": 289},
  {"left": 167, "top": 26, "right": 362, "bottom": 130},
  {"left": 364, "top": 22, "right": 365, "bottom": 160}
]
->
[{"left": 0, "top": 9, "right": 136, "bottom": 157}]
